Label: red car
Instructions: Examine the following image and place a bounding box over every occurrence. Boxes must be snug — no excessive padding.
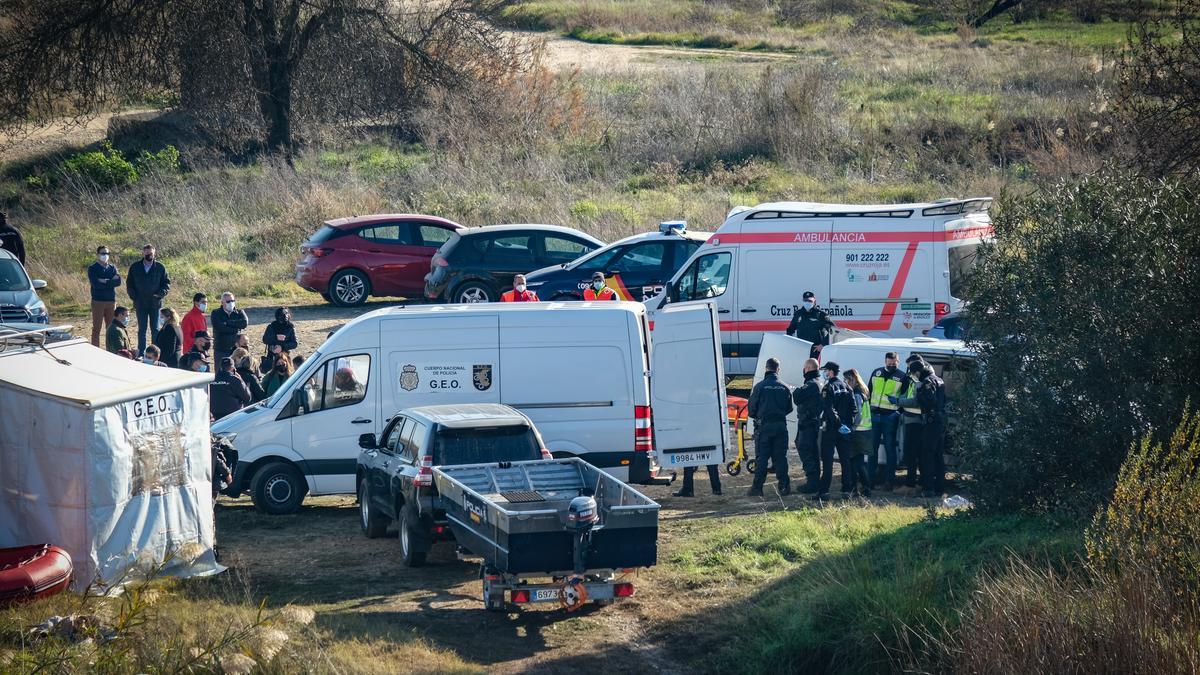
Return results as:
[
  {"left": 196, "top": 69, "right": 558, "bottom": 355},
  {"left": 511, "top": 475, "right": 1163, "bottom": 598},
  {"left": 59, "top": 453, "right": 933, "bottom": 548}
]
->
[{"left": 295, "top": 214, "right": 465, "bottom": 306}]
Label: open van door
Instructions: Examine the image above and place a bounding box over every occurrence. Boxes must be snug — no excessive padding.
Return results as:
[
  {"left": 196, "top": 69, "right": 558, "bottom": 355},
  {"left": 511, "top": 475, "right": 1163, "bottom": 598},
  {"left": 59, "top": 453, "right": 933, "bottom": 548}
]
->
[
  {"left": 749, "top": 333, "right": 813, "bottom": 442},
  {"left": 649, "top": 303, "right": 728, "bottom": 469}
]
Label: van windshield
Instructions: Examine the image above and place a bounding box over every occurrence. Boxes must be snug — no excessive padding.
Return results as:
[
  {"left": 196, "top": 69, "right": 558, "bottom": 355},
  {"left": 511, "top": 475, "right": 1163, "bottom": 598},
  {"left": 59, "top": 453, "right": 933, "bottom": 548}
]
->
[
  {"left": 434, "top": 426, "right": 541, "bottom": 466},
  {"left": 948, "top": 244, "right": 980, "bottom": 299}
]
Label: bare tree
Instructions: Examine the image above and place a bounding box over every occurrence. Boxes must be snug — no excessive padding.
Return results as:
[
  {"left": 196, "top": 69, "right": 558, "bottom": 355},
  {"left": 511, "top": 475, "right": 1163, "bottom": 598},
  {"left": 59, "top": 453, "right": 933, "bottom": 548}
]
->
[
  {"left": 1118, "top": 0, "right": 1200, "bottom": 176},
  {"left": 0, "top": 0, "right": 526, "bottom": 156}
]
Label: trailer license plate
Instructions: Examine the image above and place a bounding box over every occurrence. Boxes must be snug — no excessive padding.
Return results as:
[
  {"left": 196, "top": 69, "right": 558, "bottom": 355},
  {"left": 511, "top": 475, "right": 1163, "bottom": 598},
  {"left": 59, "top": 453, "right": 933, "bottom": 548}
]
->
[{"left": 533, "top": 589, "right": 559, "bottom": 602}]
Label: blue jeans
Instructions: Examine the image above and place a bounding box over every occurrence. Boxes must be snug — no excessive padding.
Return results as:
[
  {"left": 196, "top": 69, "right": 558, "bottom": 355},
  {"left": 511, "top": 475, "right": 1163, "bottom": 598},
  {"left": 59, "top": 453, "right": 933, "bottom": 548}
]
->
[{"left": 869, "top": 411, "right": 900, "bottom": 485}]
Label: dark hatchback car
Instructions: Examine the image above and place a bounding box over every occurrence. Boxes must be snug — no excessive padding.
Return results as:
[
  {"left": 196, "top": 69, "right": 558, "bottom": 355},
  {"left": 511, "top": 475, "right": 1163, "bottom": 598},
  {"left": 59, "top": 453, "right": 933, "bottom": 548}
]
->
[
  {"left": 424, "top": 225, "right": 603, "bottom": 304},
  {"left": 924, "top": 312, "right": 970, "bottom": 340},
  {"left": 356, "top": 403, "right": 551, "bottom": 566},
  {"left": 295, "top": 214, "right": 464, "bottom": 306},
  {"left": 524, "top": 225, "right": 708, "bottom": 302}
]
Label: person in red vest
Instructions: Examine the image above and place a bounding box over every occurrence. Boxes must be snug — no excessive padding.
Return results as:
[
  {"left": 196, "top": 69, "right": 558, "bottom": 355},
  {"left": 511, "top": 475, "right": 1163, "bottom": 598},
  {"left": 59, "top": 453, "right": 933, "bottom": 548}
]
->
[
  {"left": 500, "top": 274, "right": 539, "bottom": 302},
  {"left": 583, "top": 272, "right": 618, "bottom": 301}
]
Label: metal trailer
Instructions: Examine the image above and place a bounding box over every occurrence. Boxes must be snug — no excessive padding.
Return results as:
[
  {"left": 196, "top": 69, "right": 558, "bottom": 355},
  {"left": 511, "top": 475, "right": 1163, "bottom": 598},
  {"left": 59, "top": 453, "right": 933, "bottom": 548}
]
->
[{"left": 433, "top": 458, "right": 660, "bottom": 611}]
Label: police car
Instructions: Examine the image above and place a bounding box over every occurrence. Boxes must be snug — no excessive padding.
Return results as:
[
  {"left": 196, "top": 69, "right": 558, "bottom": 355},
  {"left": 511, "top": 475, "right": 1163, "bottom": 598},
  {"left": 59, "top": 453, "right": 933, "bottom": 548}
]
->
[{"left": 523, "top": 222, "right": 709, "bottom": 302}]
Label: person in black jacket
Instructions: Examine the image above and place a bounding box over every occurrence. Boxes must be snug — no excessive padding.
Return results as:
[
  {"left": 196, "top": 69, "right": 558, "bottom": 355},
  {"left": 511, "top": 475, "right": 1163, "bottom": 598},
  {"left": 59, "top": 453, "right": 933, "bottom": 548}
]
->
[
  {"left": 231, "top": 347, "right": 266, "bottom": 402},
  {"left": 897, "top": 360, "right": 947, "bottom": 499},
  {"left": 814, "top": 361, "right": 858, "bottom": 501},
  {"left": 262, "top": 307, "right": 298, "bottom": 354},
  {"left": 210, "top": 292, "right": 249, "bottom": 363},
  {"left": 126, "top": 244, "right": 171, "bottom": 356},
  {"left": 747, "top": 357, "right": 794, "bottom": 497},
  {"left": 786, "top": 291, "right": 836, "bottom": 358},
  {"left": 210, "top": 357, "right": 252, "bottom": 420},
  {"left": 791, "top": 357, "right": 823, "bottom": 493},
  {"left": 0, "top": 212, "right": 25, "bottom": 264}
]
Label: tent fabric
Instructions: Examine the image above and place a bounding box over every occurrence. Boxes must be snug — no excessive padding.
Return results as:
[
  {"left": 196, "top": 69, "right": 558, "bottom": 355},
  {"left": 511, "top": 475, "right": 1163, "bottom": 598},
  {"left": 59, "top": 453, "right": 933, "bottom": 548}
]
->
[
  {"left": 0, "top": 338, "right": 211, "bottom": 409},
  {"left": 0, "top": 340, "right": 220, "bottom": 589}
]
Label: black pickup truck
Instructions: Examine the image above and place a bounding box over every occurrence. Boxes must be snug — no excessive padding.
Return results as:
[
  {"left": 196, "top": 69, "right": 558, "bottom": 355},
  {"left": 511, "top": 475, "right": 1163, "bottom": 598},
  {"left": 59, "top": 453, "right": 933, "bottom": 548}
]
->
[{"left": 355, "top": 403, "right": 551, "bottom": 566}]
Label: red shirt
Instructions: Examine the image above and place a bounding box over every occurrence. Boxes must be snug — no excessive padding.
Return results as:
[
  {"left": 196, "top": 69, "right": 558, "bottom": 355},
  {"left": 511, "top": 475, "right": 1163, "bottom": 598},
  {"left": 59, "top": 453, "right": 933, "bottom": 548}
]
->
[
  {"left": 501, "top": 289, "right": 539, "bottom": 302},
  {"left": 181, "top": 306, "right": 208, "bottom": 352},
  {"left": 584, "top": 286, "right": 618, "bottom": 301}
]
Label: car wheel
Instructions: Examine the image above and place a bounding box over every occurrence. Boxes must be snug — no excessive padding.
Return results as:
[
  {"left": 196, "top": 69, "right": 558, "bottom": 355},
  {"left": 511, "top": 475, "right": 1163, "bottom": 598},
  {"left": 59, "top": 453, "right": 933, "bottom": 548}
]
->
[
  {"left": 329, "top": 269, "right": 370, "bottom": 307},
  {"left": 359, "top": 478, "right": 389, "bottom": 538},
  {"left": 250, "top": 462, "right": 307, "bottom": 515},
  {"left": 453, "top": 281, "right": 495, "bottom": 304},
  {"left": 399, "top": 506, "right": 427, "bottom": 567}
]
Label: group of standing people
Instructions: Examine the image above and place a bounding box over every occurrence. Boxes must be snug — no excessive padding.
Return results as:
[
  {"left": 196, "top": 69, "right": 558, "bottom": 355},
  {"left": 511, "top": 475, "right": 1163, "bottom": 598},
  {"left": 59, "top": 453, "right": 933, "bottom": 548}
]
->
[{"left": 87, "top": 243, "right": 304, "bottom": 420}]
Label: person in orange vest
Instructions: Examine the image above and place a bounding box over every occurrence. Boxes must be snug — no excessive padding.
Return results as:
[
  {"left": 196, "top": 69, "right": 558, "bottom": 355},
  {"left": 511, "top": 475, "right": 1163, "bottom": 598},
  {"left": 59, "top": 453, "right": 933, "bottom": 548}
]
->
[
  {"left": 500, "top": 274, "right": 539, "bottom": 302},
  {"left": 583, "top": 272, "right": 618, "bottom": 301}
]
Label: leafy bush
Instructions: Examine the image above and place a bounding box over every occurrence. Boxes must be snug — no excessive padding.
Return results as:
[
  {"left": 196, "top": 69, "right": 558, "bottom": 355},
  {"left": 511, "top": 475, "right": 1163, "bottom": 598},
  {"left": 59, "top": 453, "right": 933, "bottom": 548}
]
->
[
  {"left": 62, "top": 141, "right": 138, "bottom": 188},
  {"left": 958, "top": 168, "right": 1200, "bottom": 514},
  {"left": 1087, "top": 405, "right": 1200, "bottom": 600},
  {"left": 136, "top": 145, "right": 181, "bottom": 176}
]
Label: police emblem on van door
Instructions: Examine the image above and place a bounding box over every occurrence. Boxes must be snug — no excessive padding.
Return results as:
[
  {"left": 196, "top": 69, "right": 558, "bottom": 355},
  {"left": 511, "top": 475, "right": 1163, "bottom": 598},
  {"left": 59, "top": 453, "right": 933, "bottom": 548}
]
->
[
  {"left": 473, "top": 364, "right": 492, "bottom": 391},
  {"left": 399, "top": 364, "right": 419, "bottom": 392}
]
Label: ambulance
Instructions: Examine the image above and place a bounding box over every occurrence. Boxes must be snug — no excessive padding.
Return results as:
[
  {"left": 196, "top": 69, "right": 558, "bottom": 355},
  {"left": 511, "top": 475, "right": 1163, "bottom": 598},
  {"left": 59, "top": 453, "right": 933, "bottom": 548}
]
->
[{"left": 648, "top": 198, "right": 993, "bottom": 375}]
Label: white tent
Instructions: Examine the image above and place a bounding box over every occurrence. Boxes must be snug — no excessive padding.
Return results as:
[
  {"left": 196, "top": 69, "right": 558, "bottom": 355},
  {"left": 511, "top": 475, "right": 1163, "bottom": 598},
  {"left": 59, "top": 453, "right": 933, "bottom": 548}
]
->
[{"left": 0, "top": 338, "right": 220, "bottom": 590}]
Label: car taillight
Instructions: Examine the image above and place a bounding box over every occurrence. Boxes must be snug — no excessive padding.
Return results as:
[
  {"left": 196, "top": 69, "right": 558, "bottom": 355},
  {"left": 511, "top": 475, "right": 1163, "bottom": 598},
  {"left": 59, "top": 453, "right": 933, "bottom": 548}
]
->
[
  {"left": 613, "top": 583, "right": 635, "bottom": 598},
  {"left": 540, "top": 448, "right": 554, "bottom": 460},
  {"left": 634, "top": 405, "right": 653, "bottom": 452},
  {"left": 305, "top": 247, "right": 334, "bottom": 258},
  {"left": 511, "top": 589, "right": 530, "bottom": 604},
  {"left": 433, "top": 254, "right": 449, "bottom": 267},
  {"left": 415, "top": 455, "right": 434, "bottom": 487},
  {"left": 934, "top": 302, "right": 951, "bottom": 321}
]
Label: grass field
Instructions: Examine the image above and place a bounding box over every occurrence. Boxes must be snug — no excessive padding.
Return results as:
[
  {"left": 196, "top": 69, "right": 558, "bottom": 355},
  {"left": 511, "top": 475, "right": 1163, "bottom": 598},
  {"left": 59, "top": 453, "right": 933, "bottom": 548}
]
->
[{"left": 0, "top": 494, "right": 1082, "bottom": 673}]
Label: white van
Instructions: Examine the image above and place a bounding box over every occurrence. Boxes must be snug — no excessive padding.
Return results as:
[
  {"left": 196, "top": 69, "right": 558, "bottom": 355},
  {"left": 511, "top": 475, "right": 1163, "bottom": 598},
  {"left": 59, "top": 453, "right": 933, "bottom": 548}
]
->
[
  {"left": 649, "top": 198, "right": 992, "bottom": 375},
  {"left": 211, "top": 302, "right": 728, "bottom": 514}
]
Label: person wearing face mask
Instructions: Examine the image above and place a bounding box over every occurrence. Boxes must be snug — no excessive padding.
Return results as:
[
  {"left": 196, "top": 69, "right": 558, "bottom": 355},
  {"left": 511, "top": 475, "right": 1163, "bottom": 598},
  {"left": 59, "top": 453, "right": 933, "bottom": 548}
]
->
[
  {"left": 87, "top": 245, "right": 122, "bottom": 347},
  {"left": 889, "top": 354, "right": 928, "bottom": 492},
  {"left": 583, "top": 272, "right": 617, "bottom": 301},
  {"left": 231, "top": 347, "right": 266, "bottom": 402},
  {"left": 500, "top": 274, "right": 539, "bottom": 302},
  {"left": 142, "top": 345, "right": 167, "bottom": 367},
  {"left": 154, "top": 307, "right": 184, "bottom": 368},
  {"left": 813, "top": 361, "right": 858, "bottom": 502},
  {"left": 867, "top": 351, "right": 905, "bottom": 490},
  {"left": 262, "top": 306, "right": 298, "bottom": 353},
  {"left": 791, "top": 357, "right": 824, "bottom": 493},
  {"left": 261, "top": 352, "right": 294, "bottom": 397},
  {"left": 189, "top": 330, "right": 213, "bottom": 362},
  {"left": 126, "top": 243, "right": 171, "bottom": 357},
  {"left": 210, "top": 291, "right": 249, "bottom": 363},
  {"left": 181, "top": 293, "right": 208, "bottom": 353},
  {"left": 786, "top": 291, "right": 836, "bottom": 359},
  {"left": 746, "top": 357, "right": 794, "bottom": 497},
  {"left": 186, "top": 352, "right": 212, "bottom": 374},
  {"left": 210, "top": 357, "right": 252, "bottom": 420},
  {"left": 893, "top": 359, "right": 946, "bottom": 499},
  {"left": 106, "top": 306, "right": 133, "bottom": 357}
]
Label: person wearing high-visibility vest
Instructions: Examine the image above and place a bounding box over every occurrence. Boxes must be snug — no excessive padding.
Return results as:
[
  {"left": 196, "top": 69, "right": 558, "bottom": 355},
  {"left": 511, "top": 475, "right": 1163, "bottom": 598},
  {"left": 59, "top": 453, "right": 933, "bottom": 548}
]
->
[
  {"left": 583, "top": 272, "right": 618, "bottom": 301},
  {"left": 889, "top": 354, "right": 928, "bottom": 492},
  {"left": 867, "top": 352, "right": 905, "bottom": 491},
  {"left": 843, "top": 368, "right": 873, "bottom": 498}
]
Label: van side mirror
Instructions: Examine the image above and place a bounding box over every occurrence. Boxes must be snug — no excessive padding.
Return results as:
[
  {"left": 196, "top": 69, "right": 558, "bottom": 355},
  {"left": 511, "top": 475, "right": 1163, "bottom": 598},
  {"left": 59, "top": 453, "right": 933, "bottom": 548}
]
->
[{"left": 358, "top": 433, "right": 377, "bottom": 449}]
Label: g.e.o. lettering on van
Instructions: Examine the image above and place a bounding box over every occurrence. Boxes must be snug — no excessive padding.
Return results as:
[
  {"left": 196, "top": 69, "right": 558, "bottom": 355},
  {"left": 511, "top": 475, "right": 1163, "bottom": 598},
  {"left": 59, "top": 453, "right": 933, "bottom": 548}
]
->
[
  {"left": 122, "top": 391, "right": 184, "bottom": 433},
  {"left": 398, "top": 363, "right": 493, "bottom": 393}
]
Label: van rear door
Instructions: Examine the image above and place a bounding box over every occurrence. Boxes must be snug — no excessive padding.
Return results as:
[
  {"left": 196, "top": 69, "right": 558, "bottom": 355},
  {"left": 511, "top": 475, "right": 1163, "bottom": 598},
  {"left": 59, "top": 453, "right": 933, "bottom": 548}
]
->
[{"left": 649, "top": 303, "right": 728, "bottom": 469}]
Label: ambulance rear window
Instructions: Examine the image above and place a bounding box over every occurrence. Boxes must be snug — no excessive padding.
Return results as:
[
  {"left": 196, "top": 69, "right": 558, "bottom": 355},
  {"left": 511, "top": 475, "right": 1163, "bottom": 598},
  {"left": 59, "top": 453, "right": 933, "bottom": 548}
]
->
[{"left": 948, "top": 244, "right": 980, "bottom": 299}]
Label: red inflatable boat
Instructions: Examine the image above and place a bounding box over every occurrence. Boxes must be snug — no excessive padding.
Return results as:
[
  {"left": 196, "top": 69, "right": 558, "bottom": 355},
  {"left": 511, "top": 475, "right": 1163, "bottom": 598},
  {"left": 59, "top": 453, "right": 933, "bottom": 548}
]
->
[{"left": 0, "top": 545, "right": 73, "bottom": 606}]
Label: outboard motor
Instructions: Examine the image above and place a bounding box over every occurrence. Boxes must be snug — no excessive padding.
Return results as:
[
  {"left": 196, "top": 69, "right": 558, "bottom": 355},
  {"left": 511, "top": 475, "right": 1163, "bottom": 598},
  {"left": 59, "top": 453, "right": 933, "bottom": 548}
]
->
[{"left": 565, "top": 495, "right": 599, "bottom": 575}]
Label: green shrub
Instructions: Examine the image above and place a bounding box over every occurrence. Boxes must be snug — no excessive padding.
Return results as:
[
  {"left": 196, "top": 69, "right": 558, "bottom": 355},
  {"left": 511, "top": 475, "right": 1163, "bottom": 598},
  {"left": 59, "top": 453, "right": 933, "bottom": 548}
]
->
[
  {"left": 1086, "top": 405, "right": 1200, "bottom": 600},
  {"left": 958, "top": 168, "right": 1200, "bottom": 514},
  {"left": 62, "top": 141, "right": 138, "bottom": 188},
  {"left": 136, "top": 145, "right": 181, "bottom": 176}
]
